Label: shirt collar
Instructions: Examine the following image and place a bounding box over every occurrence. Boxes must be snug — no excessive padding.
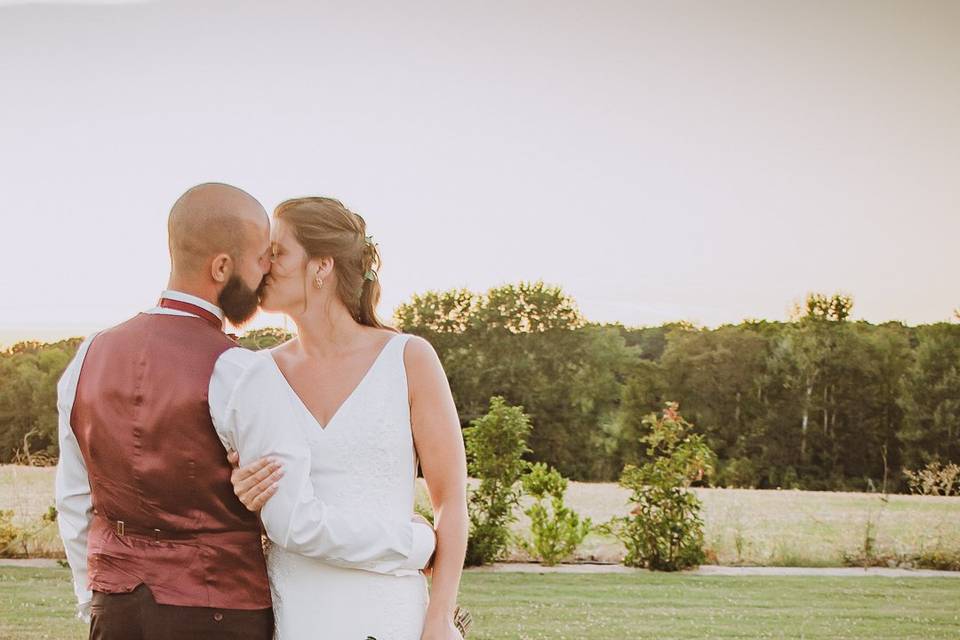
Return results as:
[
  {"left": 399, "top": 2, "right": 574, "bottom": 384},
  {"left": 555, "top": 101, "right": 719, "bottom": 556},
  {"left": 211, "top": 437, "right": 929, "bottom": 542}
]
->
[{"left": 160, "top": 290, "right": 225, "bottom": 323}]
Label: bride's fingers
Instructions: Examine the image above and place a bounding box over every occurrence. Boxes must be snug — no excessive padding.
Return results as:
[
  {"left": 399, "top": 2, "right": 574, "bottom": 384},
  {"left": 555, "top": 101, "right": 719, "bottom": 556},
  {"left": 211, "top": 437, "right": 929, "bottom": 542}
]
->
[
  {"left": 226, "top": 450, "right": 240, "bottom": 468},
  {"left": 241, "top": 467, "right": 284, "bottom": 507},
  {"left": 232, "top": 458, "right": 279, "bottom": 496},
  {"left": 245, "top": 481, "right": 280, "bottom": 511}
]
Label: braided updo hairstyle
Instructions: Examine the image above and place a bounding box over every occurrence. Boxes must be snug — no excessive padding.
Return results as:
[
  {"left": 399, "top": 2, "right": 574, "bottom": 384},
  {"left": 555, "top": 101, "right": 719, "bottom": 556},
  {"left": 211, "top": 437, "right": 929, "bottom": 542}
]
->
[{"left": 274, "top": 196, "right": 393, "bottom": 330}]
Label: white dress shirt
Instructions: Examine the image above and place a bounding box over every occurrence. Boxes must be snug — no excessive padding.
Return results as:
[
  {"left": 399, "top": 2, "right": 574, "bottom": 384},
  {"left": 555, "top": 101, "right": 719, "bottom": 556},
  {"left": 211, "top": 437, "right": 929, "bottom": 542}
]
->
[{"left": 55, "top": 291, "right": 435, "bottom": 621}]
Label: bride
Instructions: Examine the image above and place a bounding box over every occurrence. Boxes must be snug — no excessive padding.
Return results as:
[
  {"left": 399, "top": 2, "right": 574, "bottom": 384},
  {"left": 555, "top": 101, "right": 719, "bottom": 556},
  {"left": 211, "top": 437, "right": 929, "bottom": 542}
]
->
[{"left": 229, "top": 197, "right": 468, "bottom": 640}]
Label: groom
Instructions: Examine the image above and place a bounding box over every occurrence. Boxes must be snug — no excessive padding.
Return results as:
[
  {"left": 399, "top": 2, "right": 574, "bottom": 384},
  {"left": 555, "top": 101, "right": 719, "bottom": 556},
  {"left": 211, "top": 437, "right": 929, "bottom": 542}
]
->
[{"left": 55, "top": 183, "right": 436, "bottom": 640}]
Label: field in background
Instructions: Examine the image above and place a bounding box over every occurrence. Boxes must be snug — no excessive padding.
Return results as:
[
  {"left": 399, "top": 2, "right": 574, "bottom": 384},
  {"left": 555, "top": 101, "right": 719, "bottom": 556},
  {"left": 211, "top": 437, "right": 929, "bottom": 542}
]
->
[
  {"left": 2, "top": 566, "right": 959, "bottom": 639},
  {"left": 4, "top": 465, "right": 960, "bottom": 566}
]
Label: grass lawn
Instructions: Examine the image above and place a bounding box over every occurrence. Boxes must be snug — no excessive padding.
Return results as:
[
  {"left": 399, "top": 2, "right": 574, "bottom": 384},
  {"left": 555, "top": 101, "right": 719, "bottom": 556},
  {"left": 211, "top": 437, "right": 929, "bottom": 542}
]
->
[{"left": 2, "top": 566, "right": 958, "bottom": 639}]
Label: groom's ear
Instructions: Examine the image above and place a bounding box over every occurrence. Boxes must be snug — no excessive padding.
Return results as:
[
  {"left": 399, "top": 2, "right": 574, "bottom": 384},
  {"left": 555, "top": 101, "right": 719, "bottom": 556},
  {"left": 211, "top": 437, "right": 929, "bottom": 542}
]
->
[{"left": 211, "top": 252, "right": 233, "bottom": 284}]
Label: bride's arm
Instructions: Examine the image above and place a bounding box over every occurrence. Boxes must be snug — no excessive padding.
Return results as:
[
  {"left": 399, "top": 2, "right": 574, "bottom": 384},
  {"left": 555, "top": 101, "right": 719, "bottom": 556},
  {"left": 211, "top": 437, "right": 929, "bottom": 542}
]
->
[
  {"left": 405, "top": 336, "right": 469, "bottom": 637},
  {"left": 210, "top": 348, "right": 435, "bottom": 574}
]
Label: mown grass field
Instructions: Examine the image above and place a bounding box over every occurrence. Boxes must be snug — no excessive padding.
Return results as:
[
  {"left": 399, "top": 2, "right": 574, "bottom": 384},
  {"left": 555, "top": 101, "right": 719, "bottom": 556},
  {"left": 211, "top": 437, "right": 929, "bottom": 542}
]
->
[
  {"left": 2, "top": 565, "right": 959, "bottom": 639},
  {"left": 5, "top": 465, "right": 959, "bottom": 566}
]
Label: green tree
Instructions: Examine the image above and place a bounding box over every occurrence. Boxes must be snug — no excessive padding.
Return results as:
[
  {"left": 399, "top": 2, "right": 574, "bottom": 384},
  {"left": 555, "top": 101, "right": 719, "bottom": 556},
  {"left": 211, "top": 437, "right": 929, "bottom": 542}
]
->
[
  {"left": 0, "top": 339, "right": 80, "bottom": 463},
  {"left": 605, "top": 360, "right": 667, "bottom": 473},
  {"left": 396, "top": 282, "right": 636, "bottom": 480},
  {"left": 772, "top": 294, "right": 854, "bottom": 471},
  {"left": 660, "top": 324, "right": 771, "bottom": 470},
  {"left": 898, "top": 323, "right": 960, "bottom": 468}
]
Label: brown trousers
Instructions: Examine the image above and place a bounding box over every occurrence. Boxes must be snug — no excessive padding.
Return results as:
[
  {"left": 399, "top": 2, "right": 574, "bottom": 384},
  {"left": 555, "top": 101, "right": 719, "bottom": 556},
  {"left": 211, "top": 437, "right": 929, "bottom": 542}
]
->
[{"left": 89, "top": 585, "right": 273, "bottom": 640}]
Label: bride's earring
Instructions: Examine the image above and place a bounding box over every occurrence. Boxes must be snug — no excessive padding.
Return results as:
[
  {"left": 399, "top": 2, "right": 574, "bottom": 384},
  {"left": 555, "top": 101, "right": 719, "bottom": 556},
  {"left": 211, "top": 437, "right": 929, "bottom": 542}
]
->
[{"left": 313, "top": 273, "right": 323, "bottom": 289}]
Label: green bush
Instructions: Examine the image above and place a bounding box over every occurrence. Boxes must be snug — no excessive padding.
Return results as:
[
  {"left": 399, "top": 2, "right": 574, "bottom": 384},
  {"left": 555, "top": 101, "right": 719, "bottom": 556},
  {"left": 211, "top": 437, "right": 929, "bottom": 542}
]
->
[
  {"left": 717, "top": 457, "right": 759, "bottom": 488},
  {"left": 605, "top": 403, "right": 715, "bottom": 571},
  {"left": 903, "top": 460, "right": 960, "bottom": 496},
  {"left": 0, "top": 506, "right": 61, "bottom": 559},
  {"left": 916, "top": 548, "right": 960, "bottom": 571},
  {"left": 519, "top": 463, "right": 591, "bottom": 566},
  {"left": 464, "top": 396, "right": 531, "bottom": 566},
  {"left": 0, "top": 510, "right": 20, "bottom": 552}
]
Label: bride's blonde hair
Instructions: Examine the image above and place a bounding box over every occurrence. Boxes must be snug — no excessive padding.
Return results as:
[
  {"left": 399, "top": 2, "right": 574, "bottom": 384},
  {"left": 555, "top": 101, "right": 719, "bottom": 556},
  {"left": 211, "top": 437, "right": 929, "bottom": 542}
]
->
[{"left": 274, "top": 197, "right": 393, "bottom": 330}]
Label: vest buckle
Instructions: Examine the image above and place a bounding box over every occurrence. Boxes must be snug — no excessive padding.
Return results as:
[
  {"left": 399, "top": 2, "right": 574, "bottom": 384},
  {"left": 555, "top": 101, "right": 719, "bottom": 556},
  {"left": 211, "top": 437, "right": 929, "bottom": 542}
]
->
[
  {"left": 153, "top": 528, "right": 161, "bottom": 543},
  {"left": 116, "top": 520, "right": 125, "bottom": 537}
]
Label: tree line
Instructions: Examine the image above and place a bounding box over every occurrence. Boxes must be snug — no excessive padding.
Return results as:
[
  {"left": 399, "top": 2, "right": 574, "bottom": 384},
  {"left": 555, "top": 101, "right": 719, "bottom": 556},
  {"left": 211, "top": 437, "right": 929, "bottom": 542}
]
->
[{"left": 1, "top": 283, "right": 958, "bottom": 492}]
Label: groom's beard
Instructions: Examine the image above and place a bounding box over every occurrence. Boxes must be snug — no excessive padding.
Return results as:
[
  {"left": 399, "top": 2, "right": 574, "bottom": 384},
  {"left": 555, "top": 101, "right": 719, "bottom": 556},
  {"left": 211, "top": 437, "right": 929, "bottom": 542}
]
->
[{"left": 218, "top": 274, "right": 264, "bottom": 326}]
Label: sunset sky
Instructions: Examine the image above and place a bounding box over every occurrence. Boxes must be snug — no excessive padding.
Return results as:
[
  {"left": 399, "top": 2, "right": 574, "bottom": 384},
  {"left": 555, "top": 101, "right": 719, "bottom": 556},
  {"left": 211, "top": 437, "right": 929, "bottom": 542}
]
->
[{"left": 1, "top": 0, "right": 957, "bottom": 347}]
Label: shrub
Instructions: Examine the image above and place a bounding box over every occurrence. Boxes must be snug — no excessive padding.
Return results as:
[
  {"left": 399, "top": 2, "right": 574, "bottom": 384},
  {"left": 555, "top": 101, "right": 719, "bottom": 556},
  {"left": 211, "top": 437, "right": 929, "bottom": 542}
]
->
[
  {"left": 605, "top": 403, "right": 715, "bottom": 571},
  {"left": 0, "top": 510, "right": 20, "bottom": 552},
  {"left": 903, "top": 461, "right": 960, "bottom": 496},
  {"left": 464, "top": 396, "right": 531, "bottom": 566},
  {"left": 519, "top": 463, "right": 591, "bottom": 566},
  {"left": 0, "top": 505, "right": 60, "bottom": 558},
  {"left": 717, "top": 457, "right": 759, "bottom": 488}
]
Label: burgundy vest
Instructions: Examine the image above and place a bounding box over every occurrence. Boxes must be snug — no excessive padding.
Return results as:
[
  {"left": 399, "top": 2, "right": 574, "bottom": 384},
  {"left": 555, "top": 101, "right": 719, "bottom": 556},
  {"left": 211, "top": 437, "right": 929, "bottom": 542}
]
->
[{"left": 70, "top": 312, "right": 271, "bottom": 609}]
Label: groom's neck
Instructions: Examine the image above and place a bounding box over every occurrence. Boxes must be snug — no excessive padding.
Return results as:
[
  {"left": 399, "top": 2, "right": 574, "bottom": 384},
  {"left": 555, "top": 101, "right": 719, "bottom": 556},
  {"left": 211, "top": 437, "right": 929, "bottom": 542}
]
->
[{"left": 165, "top": 275, "right": 220, "bottom": 308}]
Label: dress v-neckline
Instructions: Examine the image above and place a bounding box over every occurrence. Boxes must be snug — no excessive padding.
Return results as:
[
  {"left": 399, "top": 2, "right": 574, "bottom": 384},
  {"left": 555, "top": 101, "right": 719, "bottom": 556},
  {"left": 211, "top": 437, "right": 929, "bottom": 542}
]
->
[{"left": 267, "top": 333, "right": 400, "bottom": 432}]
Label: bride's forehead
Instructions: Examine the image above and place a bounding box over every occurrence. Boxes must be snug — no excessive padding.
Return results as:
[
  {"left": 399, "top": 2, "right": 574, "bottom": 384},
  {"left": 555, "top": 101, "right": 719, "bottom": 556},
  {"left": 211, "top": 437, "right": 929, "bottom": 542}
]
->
[{"left": 270, "top": 220, "right": 291, "bottom": 243}]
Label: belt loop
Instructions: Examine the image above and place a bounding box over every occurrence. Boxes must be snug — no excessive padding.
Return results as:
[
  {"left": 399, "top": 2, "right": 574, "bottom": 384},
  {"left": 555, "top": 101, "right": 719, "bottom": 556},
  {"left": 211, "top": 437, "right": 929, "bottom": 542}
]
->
[{"left": 116, "top": 520, "right": 125, "bottom": 537}]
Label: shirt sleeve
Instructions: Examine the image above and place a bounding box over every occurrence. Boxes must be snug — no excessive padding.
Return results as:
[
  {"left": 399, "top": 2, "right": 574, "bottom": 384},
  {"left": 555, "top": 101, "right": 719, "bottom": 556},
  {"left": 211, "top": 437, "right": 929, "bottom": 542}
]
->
[
  {"left": 54, "top": 334, "right": 97, "bottom": 623},
  {"left": 209, "top": 348, "right": 436, "bottom": 574}
]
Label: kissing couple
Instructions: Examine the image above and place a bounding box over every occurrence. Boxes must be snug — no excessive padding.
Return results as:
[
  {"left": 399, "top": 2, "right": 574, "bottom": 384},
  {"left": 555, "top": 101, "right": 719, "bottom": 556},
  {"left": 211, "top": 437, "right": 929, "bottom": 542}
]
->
[{"left": 55, "top": 183, "right": 469, "bottom": 639}]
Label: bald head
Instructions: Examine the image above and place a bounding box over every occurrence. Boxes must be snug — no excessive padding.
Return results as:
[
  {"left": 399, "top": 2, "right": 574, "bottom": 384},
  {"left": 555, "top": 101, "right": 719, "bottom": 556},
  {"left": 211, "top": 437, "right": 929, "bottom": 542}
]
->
[{"left": 168, "top": 183, "right": 268, "bottom": 276}]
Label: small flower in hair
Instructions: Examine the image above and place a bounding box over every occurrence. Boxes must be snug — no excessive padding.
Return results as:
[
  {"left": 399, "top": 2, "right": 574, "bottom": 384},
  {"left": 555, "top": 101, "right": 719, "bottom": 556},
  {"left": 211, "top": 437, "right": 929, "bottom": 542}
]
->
[
  {"left": 364, "top": 269, "right": 377, "bottom": 281},
  {"left": 364, "top": 234, "right": 376, "bottom": 247}
]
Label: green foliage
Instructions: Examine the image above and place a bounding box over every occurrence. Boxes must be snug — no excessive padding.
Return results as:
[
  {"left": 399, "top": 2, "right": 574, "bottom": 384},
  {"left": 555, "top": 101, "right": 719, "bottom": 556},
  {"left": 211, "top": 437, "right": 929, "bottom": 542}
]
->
[
  {"left": 0, "top": 504, "right": 61, "bottom": 559},
  {"left": 898, "top": 323, "right": 960, "bottom": 469},
  {"left": 519, "top": 463, "right": 592, "bottom": 566},
  {"left": 659, "top": 324, "right": 770, "bottom": 469},
  {"left": 716, "top": 457, "right": 760, "bottom": 488},
  {"left": 396, "top": 282, "right": 637, "bottom": 480},
  {"left": 606, "top": 404, "right": 715, "bottom": 571},
  {"left": 902, "top": 460, "right": 960, "bottom": 496},
  {"left": 236, "top": 327, "right": 293, "bottom": 351},
  {"left": 463, "top": 397, "right": 531, "bottom": 566},
  {"left": 3, "top": 285, "right": 959, "bottom": 494},
  {"left": 916, "top": 547, "right": 960, "bottom": 571},
  {"left": 604, "top": 360, "right": 666, "bottom": 474},
  {"left": 0, "top": 511, "right": 19, "bottom": 551},
  {"left": 793, "top": 292, "right": 854, "bottom": 322},
  {"left": 0, "top": 339, "right": 80, "bottom": 464}
]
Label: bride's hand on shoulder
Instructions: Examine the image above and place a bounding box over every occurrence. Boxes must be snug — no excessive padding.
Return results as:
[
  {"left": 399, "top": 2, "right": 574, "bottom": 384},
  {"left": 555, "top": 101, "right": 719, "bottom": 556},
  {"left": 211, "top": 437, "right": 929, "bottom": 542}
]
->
[{"left": 226, "top": 451, "right": 284, "bottom": 512}]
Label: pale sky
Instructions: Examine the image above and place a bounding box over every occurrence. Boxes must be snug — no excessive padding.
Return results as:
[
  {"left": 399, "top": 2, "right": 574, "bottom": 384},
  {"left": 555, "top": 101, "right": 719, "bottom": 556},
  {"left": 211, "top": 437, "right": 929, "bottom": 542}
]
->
[{"left": 1, "top": 0, "right": 958, "bottom": 347}]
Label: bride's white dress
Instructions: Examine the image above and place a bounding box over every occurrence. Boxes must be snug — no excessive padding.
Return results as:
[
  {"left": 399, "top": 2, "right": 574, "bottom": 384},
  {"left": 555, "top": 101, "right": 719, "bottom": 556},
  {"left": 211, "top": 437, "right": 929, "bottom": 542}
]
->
[{"left": 264, "top": 333, "right": 429, "bottom": 639}]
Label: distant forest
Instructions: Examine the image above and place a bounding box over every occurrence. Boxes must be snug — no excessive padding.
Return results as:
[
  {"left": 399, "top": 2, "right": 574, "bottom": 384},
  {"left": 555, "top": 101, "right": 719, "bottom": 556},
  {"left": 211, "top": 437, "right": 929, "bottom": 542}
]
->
[{"left": 2, "top": 282, "right": 958, "bottom": 492}]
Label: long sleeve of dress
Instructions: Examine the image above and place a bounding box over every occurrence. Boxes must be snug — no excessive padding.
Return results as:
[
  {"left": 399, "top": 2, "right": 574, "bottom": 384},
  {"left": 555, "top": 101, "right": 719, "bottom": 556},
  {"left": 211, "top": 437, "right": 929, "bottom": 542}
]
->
[{"left": 208, "top": 348, "right": 435, "bottom": 574}]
